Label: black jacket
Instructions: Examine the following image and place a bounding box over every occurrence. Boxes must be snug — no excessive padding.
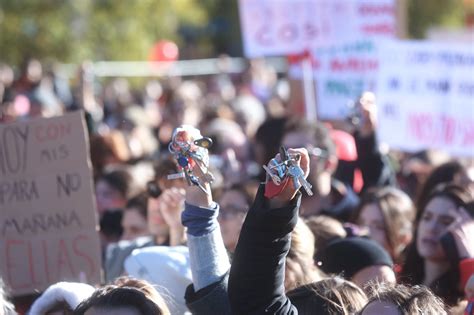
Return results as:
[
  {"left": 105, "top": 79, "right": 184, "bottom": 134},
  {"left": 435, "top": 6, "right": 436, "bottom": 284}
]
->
[{"left": 229, "top": 185, "right": 301, "bottom": 315}]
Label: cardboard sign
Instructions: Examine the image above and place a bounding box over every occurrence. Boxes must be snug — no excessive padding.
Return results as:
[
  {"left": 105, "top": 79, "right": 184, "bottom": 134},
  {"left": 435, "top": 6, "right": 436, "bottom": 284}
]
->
[
  {"left": 0, "top": 111, "right": 102, "bottom": 295},
  {"left": 238, "top": 0, "right": 396, "bottom": 57},
  {"left": 376, "top": 41, "right": 474, "bottom": 156}
]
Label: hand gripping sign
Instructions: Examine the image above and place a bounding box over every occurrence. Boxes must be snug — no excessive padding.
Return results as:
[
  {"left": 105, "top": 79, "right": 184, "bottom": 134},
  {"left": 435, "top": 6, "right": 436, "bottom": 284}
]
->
[{"left": 167, "top": 125, "right": 214, "bottom": 194}]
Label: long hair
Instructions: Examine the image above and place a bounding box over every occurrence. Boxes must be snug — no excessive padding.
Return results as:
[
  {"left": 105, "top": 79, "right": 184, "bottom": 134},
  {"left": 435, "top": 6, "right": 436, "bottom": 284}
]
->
[
  {"left": 353, "top": 187, "right": 415, "bottom": 262},
  {"left": 400, "top": 183, "right": 473, "bottom": 306},
  {"left": 415, "top": 161, "right": 466, "bottom": 218},
  {"left": 287, "top": 277, "right": 367, "bottom": 315},
  {"left": 364, "top": 282, "right": 447, "bottom": 314}
]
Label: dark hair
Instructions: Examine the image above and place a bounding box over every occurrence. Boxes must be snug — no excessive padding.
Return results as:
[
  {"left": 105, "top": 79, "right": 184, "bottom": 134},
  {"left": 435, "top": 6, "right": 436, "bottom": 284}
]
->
[
  {"left": 125, "top": 192, "right": 148, "bottom": 220},
  {"left": 415, "top": 161, "right": 466, "bottom": 218},
  {"left": 363, "top": 283, "right": 446, "bottom": 314},
  {"left": 287, "top": 277, "right": 367, "bottom": 315},
  {"left": 74, "top": 285, "right": 166, "bottom": 315},
  {"left": 151, "top": 156, "right": 183, "bottom": 191},
  {"left": 283, "top": 117, "right": 336, "bottom": 158},
  {"left": 97, "top": 168, "right": 134, "bottom": 199},
  {"left": 254, "top": 117, "right": 288, "bottom": 165},
  {"left": 400, "top": 183, "right": 473, "bottom": 306},
  {"left": 100, "top": 210, "right": 123, "bottom": 242},
  {"left": 352, "top": 187, "right": 415, "bottom": 262}
]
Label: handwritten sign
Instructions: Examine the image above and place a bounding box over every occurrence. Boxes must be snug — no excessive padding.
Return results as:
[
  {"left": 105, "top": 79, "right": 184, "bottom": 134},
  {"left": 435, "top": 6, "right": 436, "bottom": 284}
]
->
[
  {"left": 0, "top": 111, "right": 102, "bottom": 295},
  {"left": 310, "top": 40, "right": 379, "bottom": 119},
  {"left": 238, "top": 0, "right": 396, "bottom": 57},
  {"left": 376, "top": 41, "right": 474, "bottom": 156}
]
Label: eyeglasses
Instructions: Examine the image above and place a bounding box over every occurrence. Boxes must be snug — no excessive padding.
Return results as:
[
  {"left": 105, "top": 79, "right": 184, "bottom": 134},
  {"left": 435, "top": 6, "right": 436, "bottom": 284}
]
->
[
  {"left": 307, "top": 146, "right": 329, "bottom": 159},
  {"left": 283, "top": 144, "right": 329, "bottom": 159}
]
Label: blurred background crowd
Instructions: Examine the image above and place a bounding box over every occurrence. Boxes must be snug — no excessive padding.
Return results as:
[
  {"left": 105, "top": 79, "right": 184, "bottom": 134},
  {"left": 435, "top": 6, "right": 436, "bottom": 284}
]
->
[{"left": 0, "top": 0, "right": 473, "bottom": 314}]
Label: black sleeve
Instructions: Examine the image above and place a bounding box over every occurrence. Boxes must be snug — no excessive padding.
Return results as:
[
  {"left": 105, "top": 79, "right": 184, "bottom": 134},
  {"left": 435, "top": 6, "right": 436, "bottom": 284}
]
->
[
  {"left": 354, "top": 131, "right": 396, "bottom": 191},
  {"left": 228, "top": 185, "right": 300, "bottom": 315},
  {"left": 185, "top": 273, "right": 232, "bottom": 315}
]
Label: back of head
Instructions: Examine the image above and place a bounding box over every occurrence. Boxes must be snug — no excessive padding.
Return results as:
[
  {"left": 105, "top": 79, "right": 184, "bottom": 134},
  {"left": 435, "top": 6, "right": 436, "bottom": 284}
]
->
[
  {"left": 304, "top": 215, "right": 347, "bottom": 256},
  {"left": 99, "top": 168, "right": 135, "bottom": 200},
  {"left": 315, "top": 237, "right": 394, "bottom": 288},
  {"left": 288, "top": 277, "right": 367, "bottom": 315},
  {"left": 362, "top": 283, "right": 447, "bottom": 315},
  {"left": 74, "top": 277, "right": 169, "bottom": 315},
  {"left": 113, "top": 277, "right": 169, "bottom": 314},
  {"left": 283, "top": 117, "right": 336, "bottom": 158},
  {"left": 286, "top": 218, "right": 321, "bottom": 290}
]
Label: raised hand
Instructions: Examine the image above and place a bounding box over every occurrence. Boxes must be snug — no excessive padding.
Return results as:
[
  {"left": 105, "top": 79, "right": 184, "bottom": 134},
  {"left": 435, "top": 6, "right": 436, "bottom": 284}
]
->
[
  {"left": 445, "top": 207, "right": 474, "bottom": 259},
  {"left": 265, "top": 147, "right": 310, "bottom": 207},
  {"left": 358, "top": 91, "right": 377, "bottom": 137}
]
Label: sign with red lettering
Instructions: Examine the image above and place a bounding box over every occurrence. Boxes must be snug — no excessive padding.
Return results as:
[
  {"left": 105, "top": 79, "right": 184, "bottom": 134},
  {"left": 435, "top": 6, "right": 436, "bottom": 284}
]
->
[
  {"left": 376, "top": 41, "right": 474, "bottom": 156},
  {"left": 238, "top": 0, "right": 396, "bottom": 57},
  {"left": 0, "top": 111, "right": 102, "bottom": 295},
  {"left": 304, "top": 39, "right": 379, "bottom": 119}
]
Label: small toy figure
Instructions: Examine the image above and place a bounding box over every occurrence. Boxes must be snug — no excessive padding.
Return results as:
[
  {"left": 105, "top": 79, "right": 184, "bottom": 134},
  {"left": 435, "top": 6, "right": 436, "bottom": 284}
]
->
[{"left": 168, "top": 125, "right": 214, "bottom": 194}]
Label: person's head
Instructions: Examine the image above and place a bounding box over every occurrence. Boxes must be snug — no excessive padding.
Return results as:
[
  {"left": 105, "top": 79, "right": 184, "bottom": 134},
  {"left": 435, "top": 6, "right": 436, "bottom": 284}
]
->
[
  {"left": 304, "top": 215, "right": 347, "bottom": 257},
  {"left": 204, "top": 117, "right": 251, "bottom": 163},
  {"left": 29, "top": 282, "right": 95, "bottom": 315},
  {"left": 315, "top": 237, "right": 395, "bottom": 291},
  {"left": 89, "top": 133, "right": 130, "bottom": 178},
  {"left": 354, "top": 187, "right": 415, "bottom": 261},
  {"left": 99, "top": 209, "right": 123, "bottom": 246},
  {"left": 287, "top": 277, "right": 367, "bottom": 315},
  {"left": 401, "top": 183, "right": 473, "bottom": 305},
  {"left": 74, "top": 278, "right": 169, "bottom": 315},
  {"left": 95, "top": 169, "right": 135, "bottom": 215},
  {"left": 415, "top": 184, "right": 473, "bottom": 263},
  {"left": 217, "top": 185, "right": 251, "bottom": 252},
  {"left": 112, "top": 277, "right": 168, "bottom": 313},
  {"left": 416, "top": 161, "right": 472, "bottom": 217},
  {"left": 361, "top": 283, "right": 446, "bottom": 315},
  {"left": 281, "top": 117, "right": 337, "bottom": 196},
  {"left": 285, "top": 218, "right": 322, "bottom": 291},
  {"left": 121, "top": 193, "right": 150, "bottom": 241},
  {"left": 254, "top": 117, "right": 288, "bottom": 169}
]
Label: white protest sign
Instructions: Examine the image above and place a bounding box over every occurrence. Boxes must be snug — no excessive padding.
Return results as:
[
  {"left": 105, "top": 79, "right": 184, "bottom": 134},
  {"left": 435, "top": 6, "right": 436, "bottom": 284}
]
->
[
  {"left": 0, "top": 111, "right": 102, "bottom": 295},
  {"left": 311, "top": 40, "right": 379, "bottom": 120},
  {"left": 238, "top": 0, "right": 396, "bottom": 57},
  {"left": 376, "top": 41, "right": 474, "bottom": 156}
]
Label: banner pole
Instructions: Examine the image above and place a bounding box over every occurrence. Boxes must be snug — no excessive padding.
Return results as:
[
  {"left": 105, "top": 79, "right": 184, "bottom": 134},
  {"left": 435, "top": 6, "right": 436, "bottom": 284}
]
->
[{"left": 301, "top": 54, "right": 318, "bottom": 121}]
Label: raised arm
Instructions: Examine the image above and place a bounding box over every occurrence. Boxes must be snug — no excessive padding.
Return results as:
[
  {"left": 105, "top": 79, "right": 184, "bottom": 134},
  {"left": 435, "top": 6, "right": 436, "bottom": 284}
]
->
[
  {"left": 170, "top": 125, "right": 231, "bottom": 314},
  {"left": 354, "top": 92, "right": 395, "bottom": 190},
  {"left": 228, "top": 148, "right": 309, "bottom": 315}
]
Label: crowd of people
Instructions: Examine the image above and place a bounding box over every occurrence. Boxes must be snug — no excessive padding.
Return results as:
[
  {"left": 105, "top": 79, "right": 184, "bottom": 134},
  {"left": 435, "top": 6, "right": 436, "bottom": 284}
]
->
[{"left": 0, "top": 57, "right": 473, "bottom": 315}]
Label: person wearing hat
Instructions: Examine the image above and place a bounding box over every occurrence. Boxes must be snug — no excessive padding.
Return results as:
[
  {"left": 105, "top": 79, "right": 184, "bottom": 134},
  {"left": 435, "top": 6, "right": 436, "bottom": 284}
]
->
[{"left": 315, "top": 237, "right": 396, "bottom": 291}]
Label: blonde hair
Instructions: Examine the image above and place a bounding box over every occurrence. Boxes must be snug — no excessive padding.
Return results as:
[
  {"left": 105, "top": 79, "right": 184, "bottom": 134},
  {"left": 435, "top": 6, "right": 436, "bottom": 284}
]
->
[
  {"left": 288, "top": 277, "right": 367, "bottom": 315},
  {"left": 285, "top": 218, "right": 323, "bottom": 291},
  {"left": 364, "top": 282, "right": 447, "bottom": 315}
]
